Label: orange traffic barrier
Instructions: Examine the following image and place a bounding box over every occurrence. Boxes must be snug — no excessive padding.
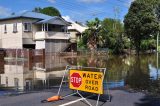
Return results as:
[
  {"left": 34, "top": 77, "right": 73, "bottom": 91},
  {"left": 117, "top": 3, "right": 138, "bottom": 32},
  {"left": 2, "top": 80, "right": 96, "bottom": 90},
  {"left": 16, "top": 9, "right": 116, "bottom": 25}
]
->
[{"left": 41, "top": 95, "right": 62, "bottom": 103}]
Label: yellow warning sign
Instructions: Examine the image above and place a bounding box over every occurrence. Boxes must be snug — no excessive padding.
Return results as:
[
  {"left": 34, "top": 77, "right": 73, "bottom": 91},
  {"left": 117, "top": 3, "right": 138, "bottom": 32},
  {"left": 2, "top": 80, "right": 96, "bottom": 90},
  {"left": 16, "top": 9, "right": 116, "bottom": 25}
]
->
[{"left": 69, "top": 70, "right": 104, "bottom": 94}]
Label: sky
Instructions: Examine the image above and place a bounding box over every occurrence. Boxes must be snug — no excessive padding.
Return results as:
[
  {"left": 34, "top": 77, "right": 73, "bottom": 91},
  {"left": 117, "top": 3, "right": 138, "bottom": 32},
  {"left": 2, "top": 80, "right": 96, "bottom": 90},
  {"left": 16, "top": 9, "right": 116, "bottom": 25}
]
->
[{"left": 0, "top": 0, "right": 134, "bottom": 23}]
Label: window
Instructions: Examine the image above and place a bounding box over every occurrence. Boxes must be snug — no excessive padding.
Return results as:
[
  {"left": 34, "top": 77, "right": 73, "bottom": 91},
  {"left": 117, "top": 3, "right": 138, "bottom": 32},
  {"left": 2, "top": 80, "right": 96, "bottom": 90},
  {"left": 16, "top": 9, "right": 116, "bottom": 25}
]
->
[
  {"left": 61, "top": 26, "right": 67, "bottom": 32},
  {"left": 23, "top": 23, "right": 32, "bottom": 32},
  {"left": 4, "top": 24, "right": 7, "bottom": 33},
  {"left": 13, "top": 23, "right": 17, "bottom": 33}
]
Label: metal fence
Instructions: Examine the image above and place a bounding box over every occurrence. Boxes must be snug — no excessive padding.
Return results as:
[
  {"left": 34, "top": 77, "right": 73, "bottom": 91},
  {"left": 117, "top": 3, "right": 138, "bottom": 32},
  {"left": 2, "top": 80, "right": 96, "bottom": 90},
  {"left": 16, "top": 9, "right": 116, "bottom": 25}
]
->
[{"left": 77, "top": 48, "right": 109, "bottom": 55}]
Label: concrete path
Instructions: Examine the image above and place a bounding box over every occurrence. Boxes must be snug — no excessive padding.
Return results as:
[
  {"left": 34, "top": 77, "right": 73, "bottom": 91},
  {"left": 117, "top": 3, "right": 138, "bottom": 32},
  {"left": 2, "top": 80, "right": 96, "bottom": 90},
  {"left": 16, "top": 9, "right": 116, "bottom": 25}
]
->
[{"left": 0, "top": 89, "right": 159, "bottom": 106}]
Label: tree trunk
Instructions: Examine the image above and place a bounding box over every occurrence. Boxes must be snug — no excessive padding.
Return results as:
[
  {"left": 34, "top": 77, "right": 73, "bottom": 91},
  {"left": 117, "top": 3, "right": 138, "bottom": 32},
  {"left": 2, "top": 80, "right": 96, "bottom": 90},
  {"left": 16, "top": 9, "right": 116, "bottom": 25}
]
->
[
  {"left": 87, "top": 36, "right": 97, "bottom": 52},
  {"left": 135, "top": 39, "right": 141, "bottom": 56}
]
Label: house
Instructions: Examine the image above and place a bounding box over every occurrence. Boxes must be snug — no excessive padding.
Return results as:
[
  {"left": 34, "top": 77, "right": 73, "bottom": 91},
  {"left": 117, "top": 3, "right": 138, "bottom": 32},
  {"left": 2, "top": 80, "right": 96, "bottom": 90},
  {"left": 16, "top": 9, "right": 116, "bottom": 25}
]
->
[
  {"left": 67, "top": 21, "right": 87, "bottom": 51},
  {"left": 0, "top": 11, "right": 70, "bottom": 53}
]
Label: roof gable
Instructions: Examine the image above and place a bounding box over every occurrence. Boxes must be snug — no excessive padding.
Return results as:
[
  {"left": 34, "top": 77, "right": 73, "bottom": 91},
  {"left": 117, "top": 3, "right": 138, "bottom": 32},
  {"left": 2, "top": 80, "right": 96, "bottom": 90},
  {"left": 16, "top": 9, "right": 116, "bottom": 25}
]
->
[{"left": 36, "top": 17, "right": 70, "bottom": 26}]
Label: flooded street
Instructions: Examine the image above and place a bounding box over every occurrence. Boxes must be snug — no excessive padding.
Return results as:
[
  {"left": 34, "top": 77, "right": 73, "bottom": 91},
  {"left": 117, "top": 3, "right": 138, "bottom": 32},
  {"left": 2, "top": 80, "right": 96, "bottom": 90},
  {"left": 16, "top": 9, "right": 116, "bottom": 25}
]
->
[{"left": 0, "top": 49, "right": 160, "bottom": 95}]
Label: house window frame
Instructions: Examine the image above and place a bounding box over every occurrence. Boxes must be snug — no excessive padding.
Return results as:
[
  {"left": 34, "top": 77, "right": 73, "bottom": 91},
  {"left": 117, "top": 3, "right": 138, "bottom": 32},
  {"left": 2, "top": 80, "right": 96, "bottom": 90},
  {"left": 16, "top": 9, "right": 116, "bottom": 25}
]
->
[
  {"left": 4, "top": 24, "right": 7, "bottom": 33},
  {"left": 13, "top": 23, "right": 18, "bottom": 33},
  {"left": 23, "top": 23, "right": 32, "bottom": 32}
]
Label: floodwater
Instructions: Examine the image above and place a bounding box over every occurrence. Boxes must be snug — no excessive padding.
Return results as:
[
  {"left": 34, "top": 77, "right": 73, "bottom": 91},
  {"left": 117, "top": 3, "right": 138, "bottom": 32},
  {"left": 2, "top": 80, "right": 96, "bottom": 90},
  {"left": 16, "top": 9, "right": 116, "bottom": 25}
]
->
[{"left": 0, "top": 51, "right": 160, "bottom": 95}]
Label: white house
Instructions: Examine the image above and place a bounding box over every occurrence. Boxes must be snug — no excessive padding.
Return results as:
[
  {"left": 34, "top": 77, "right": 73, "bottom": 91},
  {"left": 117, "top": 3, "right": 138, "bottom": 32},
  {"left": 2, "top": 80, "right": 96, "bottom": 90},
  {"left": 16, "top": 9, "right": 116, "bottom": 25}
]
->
[
  {"left": 0, "top": 11, "right": 71, "bottom": 53},
  {"left": 68, "top": 21, "right": 87, "bottom": 42},
  {"left": 65, "top": 21, "right": 87, "bottom": 51}
]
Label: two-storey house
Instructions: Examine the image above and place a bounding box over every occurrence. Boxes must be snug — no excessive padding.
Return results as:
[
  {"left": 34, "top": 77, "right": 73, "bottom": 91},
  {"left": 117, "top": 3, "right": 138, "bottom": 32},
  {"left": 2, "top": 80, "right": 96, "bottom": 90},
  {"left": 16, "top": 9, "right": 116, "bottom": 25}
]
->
[
  {"left": 0, "top": 11, "right": 70, "bottom": 53},
  {"left": 68, "top": 21, "right": 87, "bottom": 51}
]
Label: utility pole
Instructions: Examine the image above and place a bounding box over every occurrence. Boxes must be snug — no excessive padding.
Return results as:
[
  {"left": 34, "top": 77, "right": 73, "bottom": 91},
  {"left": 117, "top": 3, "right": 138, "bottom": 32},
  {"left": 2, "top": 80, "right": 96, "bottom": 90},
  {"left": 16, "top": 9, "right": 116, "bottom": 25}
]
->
[
  {"left": 157, "top": 51, "right": 159, "bottom": 79},
  {"left": 157, "top": 32, "right": 159, "bottom": 79},
  {"left": 113, "top": 7, "right": 119, "bottom": 40},
  {"left": 157, "top": 32, "right": 159, "bottom": 52},
  {"left": 113, "top": 7, "right": 120, "bottom": 30}
]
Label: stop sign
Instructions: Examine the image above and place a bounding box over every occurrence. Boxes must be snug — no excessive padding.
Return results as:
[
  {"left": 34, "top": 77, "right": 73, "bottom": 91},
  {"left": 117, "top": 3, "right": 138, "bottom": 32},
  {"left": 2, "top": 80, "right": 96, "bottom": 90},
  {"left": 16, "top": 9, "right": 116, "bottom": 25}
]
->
[{"left": 70, "top": 73, "right": 82, "bottom": 88}]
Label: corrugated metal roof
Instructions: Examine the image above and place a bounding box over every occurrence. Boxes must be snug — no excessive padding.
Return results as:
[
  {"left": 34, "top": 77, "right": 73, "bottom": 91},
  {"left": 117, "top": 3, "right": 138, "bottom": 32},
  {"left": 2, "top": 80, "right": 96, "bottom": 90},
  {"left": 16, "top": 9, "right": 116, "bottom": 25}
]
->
[
  {"left": 68, "top": 22, "right": 87, "bottom": 33},
  {"left": 0, "top": 11, "right": 52, "bottom": 21},
  {"left": 36, "top": 16, "right": 70, "bottom": 25},
  {"left": 0, "top": 11, "right": 70, "bottom": 26},
  {"left": 36, "top": 17, "right": 56, "bottom": 23}
]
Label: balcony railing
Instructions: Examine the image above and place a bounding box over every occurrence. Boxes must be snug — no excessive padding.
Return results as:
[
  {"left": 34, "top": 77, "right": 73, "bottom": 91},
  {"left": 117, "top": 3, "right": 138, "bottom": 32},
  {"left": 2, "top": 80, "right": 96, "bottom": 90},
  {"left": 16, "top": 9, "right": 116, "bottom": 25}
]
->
[{"left": 34, "top": 31, "right": 70, "bottom": 40}]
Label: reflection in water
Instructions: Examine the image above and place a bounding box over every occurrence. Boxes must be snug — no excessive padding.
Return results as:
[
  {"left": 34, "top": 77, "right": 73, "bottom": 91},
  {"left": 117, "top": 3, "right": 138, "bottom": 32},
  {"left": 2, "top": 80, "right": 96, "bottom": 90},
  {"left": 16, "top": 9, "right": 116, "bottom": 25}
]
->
[
  {"left": 125, "top": 56, "right": 150, "bottom": 90},
  {"left": 0, "top": 50, "right": 160, "bottom": 94},
  {"left": 0, "top": 50, "right": 72, "bottom": 91},
  {"left": 149, "top": 64, "right": 160, "bottom": 80}
]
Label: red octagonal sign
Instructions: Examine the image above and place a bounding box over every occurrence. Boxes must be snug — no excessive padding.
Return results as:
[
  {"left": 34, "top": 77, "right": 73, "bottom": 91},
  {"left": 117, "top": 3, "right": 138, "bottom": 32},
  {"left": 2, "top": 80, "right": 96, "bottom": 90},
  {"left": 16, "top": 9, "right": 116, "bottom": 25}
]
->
[{"left": 70, "top": 73, "right": 82, "bottom": 88}]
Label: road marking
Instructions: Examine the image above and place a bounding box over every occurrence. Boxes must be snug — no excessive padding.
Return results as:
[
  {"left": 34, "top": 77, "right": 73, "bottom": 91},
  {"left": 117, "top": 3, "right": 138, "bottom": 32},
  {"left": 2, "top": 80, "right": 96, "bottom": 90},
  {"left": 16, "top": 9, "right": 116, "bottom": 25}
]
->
[{"left": 59, "top": 98, "right": 86, "bottom": 106}]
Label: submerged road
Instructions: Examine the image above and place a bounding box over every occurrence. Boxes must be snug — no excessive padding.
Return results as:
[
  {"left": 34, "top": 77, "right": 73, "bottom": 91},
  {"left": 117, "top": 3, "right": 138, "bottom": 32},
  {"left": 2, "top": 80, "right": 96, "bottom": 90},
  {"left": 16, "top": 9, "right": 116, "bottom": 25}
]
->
[{"left": 0, "top": 89, "right": 159, "bottom": 106}]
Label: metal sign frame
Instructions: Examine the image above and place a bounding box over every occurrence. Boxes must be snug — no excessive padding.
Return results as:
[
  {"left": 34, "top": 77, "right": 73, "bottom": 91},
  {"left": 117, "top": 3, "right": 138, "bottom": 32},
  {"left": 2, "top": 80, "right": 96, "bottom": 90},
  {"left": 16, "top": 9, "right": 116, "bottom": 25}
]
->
[{"left": 57, "top": 65, "right": 110, "bottom": 106}]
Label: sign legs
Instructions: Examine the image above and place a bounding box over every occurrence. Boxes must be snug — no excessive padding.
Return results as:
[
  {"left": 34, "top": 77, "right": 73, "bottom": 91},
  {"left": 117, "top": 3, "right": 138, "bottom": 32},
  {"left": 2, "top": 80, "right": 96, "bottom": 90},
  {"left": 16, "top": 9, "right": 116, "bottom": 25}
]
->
[
  {"left": 57, "top": 66, "right": 110, "bottom": 106},
  {"left": 57, "top": 65, "right": 70, "bottom": 96}
]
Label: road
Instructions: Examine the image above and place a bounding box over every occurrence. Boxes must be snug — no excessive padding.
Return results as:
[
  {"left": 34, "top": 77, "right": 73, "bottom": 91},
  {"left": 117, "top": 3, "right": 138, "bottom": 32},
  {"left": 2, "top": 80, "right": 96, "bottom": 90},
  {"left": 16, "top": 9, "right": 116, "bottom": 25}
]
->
[{"left": 1, "top": 88, "right": 159, "bottom": 106}]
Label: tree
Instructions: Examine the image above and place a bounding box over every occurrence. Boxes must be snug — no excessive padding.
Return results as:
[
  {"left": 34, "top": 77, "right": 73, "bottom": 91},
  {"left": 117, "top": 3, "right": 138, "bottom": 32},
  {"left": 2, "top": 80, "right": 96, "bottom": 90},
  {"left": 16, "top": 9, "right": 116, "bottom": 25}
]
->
[
  {"left": 80, "top": 18, "right": 125, "bottom": 54},
  {"left": 82, "top": 18, "right": 101, "bottom": 52},
  {"left": 154, "top": 0, "right": 160, "bottom": 21},
  {"left": 100, "top": 18, "right": 124, "bottom": 54},
  {"left": 33, "top": 7, "right": 42, "bottom": 13},
  {"left": 124, "top": 0, "right": 159, "bottom": 55},
  {"left": 33, "top": 7, "right": 61, "bottom": 17}
]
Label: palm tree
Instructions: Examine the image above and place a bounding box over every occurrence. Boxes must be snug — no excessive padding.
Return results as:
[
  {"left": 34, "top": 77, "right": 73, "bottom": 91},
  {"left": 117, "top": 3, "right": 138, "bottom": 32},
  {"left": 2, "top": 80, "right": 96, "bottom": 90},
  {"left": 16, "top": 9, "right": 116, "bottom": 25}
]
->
[{"left": 83, "top": 18, "right": 101, "bottom": 52}]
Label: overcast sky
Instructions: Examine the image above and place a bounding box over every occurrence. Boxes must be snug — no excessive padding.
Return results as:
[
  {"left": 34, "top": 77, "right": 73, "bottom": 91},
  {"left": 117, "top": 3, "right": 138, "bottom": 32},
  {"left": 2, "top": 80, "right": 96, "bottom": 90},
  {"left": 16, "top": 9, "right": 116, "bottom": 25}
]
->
[{"left": 0, "top": 0, "right": 134, "bottom": 23}]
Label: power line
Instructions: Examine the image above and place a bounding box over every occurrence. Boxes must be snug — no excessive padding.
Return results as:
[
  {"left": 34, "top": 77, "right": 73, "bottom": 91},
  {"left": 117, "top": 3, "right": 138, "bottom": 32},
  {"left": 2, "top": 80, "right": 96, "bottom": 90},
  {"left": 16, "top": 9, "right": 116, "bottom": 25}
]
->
[
  {"left": 116, "top": 0, "right": 130, "bottom": 4},
  {"left": 35, "top": 0, "right": 127, "bottom": 21},
  {"left": 36, "top": 0, "right": 106, "bottom": 16},
  {"left": 53, "top": 0, "right": 129, "bottom": 19},
  {"left": 36, "top": 0, "right": 113, "bottom": 21},
  {"left": 42, "top": 0, "right": 128, "bottom": 13}
]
